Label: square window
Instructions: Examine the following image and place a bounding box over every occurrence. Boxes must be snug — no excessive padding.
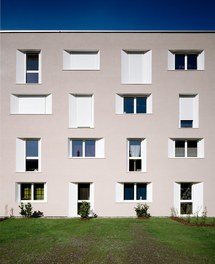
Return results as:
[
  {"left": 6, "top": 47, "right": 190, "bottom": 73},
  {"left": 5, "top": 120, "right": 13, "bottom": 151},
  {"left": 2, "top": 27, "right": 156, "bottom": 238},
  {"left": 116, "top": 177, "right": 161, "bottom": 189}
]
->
[
  {"left": 69, "top": 138, "right": 104, "bottom": 158},
  {"left": 168, "top": 50, "right": 204, "bottom": 71},
  {"left": 170, "top": 139, "right": 203, "bottom": 158},
  {"left": 19, "top": 183, "right": 45, "bottom": 202}
]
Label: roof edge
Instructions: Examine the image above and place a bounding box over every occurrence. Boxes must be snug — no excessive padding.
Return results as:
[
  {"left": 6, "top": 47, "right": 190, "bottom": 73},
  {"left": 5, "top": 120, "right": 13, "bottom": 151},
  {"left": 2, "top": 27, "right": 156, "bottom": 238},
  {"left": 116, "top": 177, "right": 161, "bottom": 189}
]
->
[{"left": 1, "top": 30, "right": 215, "bottom": 33}]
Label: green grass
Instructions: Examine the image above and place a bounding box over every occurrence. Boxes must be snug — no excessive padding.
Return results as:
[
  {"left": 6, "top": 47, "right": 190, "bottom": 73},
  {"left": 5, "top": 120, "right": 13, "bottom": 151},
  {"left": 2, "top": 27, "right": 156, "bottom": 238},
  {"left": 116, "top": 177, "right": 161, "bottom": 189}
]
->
[{"left": 0, "top": 217, "right": 215, "bottom": 264}]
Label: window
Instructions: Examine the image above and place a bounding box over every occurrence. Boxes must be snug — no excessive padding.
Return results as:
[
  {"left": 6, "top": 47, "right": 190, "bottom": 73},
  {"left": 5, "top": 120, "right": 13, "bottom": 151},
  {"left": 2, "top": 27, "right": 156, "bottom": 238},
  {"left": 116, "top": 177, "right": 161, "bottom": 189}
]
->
[
  {"left": 69, "top": 94, "right": 94, "bottom": 128},
  {"left": 16, "top": 50, "right": 41, "bottom": 84},
  {"left": 63, "top": 50, "right": 100, "bottom": 70},
  {"left": 174, "top": 182, "right": 203, "bottom": 216},
  {"left": 69, "top": 138, "right": 104, "bottom": 158},
  {"left": 168, "top": 138, "right": 204, "bottom": 158},
  {"left": 69, "top": 183, "right": 94, "bottom": 217},
  {"left": 10, "top": 94, "right": 52, "bottom": 114},
  {"left": 115, "top": 94, "right": 152, "bottom": 114},
  {"left": 78, "top": 183, "right": 90, "bottom": 214},
  {"left": 179, "top": 95, "right": 199, "bottom": 128},
  {"left": 168, "top": 50, "right": 204, "bottom": 70},
  {"left": 16, "top": 138, "right": 41, "bottom": 172},
  {"left": 128, "top": 139, "right": 147, "bottom": 172},
  {"left": 116, "top": 182, "right": 152, "bottom": 202},
  {"left": 121, "top": 50, "right": 152, "bottom": 84},
  {"left": 16, "top": 183, "right": 46, "bottom": 202}
]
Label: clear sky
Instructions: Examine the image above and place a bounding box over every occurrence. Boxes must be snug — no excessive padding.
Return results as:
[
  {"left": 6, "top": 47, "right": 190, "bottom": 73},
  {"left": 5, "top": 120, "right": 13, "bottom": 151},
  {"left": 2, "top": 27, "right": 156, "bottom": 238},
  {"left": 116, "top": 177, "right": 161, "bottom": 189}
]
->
[{"left": 1, "top": 0, "right": 215, "bottom": 30}]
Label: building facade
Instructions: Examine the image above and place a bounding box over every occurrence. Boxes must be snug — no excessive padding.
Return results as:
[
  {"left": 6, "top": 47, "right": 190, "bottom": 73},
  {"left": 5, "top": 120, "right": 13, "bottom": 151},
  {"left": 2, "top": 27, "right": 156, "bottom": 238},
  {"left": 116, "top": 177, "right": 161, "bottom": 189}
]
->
[{"left": 0, "top": 31, "right": 215, "bottom": 217}]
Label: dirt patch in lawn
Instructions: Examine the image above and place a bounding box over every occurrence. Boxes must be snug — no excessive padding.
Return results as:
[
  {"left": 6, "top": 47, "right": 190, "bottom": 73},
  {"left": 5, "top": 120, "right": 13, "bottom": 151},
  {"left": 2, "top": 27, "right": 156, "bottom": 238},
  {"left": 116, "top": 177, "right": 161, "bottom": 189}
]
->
[{"left": 126, "top": 223, "right": 204, "bottom": 264}]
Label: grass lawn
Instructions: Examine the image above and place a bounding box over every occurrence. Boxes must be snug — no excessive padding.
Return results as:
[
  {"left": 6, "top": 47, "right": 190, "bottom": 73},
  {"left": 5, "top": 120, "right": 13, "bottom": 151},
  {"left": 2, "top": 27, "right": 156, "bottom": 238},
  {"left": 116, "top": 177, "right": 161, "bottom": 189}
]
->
[{"left": 0, "top": 217, "right": 215, "bottom": 264}]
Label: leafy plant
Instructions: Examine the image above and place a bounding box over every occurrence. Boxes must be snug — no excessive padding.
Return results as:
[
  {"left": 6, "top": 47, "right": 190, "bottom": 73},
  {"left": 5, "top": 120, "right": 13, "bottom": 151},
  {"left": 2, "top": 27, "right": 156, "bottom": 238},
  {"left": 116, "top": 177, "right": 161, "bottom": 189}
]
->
[
  {"left": 134, "top": 203, "right": 150, "bottom": 218},
  {"left": 79, "top": 201, "right": 90, "bottom": 219},
  {"left": 32, "top": 211, "right": 44, "bottom": 218},
  {"left": 19, "top": 202, "right": 33, "bottom": 218}
]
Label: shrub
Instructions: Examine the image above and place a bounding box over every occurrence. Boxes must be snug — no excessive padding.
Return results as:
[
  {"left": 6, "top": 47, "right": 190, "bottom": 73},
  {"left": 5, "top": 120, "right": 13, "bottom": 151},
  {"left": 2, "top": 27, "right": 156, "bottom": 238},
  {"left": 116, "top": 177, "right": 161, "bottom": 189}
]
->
[
  {"left": 32, "top": 211, "right": 44, "bottom": 218},
  {"left": 19, "top": 202, "right": 33, "bottom": 218},
  {"left": 135, "top": 203, "right": 150, "bottom": 218},
  {"left": 79, "top": 201, "right": 90, "bottom": 219}
]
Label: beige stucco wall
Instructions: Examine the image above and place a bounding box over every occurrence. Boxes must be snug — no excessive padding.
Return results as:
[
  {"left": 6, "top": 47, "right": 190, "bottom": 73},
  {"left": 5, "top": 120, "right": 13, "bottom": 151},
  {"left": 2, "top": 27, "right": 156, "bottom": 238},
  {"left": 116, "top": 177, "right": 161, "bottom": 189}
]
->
[{"left": 0, "top": 31, "right": 215, "bottom": 217}]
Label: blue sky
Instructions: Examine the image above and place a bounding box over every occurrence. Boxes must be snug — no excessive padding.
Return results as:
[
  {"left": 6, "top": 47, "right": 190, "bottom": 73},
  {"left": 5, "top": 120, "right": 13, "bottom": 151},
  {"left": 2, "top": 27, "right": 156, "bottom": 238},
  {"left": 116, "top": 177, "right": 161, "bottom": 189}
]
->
[{"left": 1, "top": 0, "right": 215, "bottom": 30}]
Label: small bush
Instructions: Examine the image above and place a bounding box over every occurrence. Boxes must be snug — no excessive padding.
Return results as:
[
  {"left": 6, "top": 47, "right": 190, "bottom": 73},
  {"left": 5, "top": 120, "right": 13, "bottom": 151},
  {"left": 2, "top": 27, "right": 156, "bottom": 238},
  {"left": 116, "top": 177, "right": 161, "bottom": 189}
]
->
[
  {"left": 135, "top": 203, "right": 150, "bottom": 218},
  {"left": 32, "top": 211, "right": 44, "bottom": 218},
  {"left": 19, "top": 202, "right": 32, "bottom": 218},
  {"left": 79, "top": 201, "right": 90, "bottom": 219}
]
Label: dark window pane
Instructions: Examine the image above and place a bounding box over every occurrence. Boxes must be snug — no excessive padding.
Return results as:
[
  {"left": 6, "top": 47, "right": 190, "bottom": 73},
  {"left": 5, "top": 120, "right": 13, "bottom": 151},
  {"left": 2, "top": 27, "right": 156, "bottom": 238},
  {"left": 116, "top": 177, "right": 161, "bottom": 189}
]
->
[
  {"left": 124, "top": 184, "right": 134, "bottom": 200},
  {"left": 129, "top": 159, "right": 141, "bottom": 171},
  {"left": 136, "top": 183, "right": 147, "bottom": 200},
  {"left": 175, "top": 140, "right": 185, "bottom": 157},
  {"left": 85, "top": 140, "right": 95, "bottom": 157},
  {"left": 72, "top": 140, "right": 83, "bottom": 157},
  {"left": 187, "top": 140, "right": 197, "bottom": 157},
  {"left": 181, "top": 183, "right": 192, "bottom": 200},
  {"left": 26, "top": 159, "right": 38, "bottom": 171},
  {"left": 175, "top": 54, "right": 185, "bottom": 70},
  {"left": 181, "top": 120, "right": 193, "bottom": 128},
  {"left": 27, "top": 54, "right": 38, "bottom": 70},
  {"left": 34, "top": 184, "right": 44, "bottom": 200},
  {"left": 26, "top": 73, "right": 38, "bottom": 83},
  {"left": 124, "top": 97, "right": 134, "bottom": 113},
  {"left": 187, "top": 54, "right": 197, "bottom": 70},
  {"left": 21, "top": 184, "right": 31, "bottom": 200},
  {"left": 136, "top": 97, "right": 147, "bottom": 113},
  {"left": 78, "top": 183, "right": 90, "bottom": 200},
  {"left": 26, "top": 140, "right": 38, "bottom": 157},
  {"left": 180, "top": 202, "right": 192, "bottom": 214}
]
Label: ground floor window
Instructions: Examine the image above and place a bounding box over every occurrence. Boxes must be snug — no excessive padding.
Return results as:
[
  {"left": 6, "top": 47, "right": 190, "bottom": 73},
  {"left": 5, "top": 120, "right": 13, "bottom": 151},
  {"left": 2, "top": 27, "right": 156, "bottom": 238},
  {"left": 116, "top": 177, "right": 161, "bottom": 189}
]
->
[
  {"left": 17, "top": 183, "right": 46, "bottom": 202},
  {"left": 174, "top": 182, "right": 203, "bottom": 216},
  {"left": 116, "top": 182, "right": 152, "bottom": 202}
]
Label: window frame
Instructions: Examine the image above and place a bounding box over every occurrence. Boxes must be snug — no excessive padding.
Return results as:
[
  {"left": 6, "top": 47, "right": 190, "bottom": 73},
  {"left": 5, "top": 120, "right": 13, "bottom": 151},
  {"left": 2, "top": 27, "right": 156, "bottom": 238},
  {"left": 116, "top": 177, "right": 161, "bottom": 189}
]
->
[
  {"left": 168, "top": 138, "right": 204, "bottom": 158},
  {"left": 179, "top": 94, "right": 199, "bottom": 128},
  {"left": 127, "top": 139, "right": 147, "bottom": 172},
  {"left": 168, "top": 50, "right": 204, "bottom": 71},
  {"left": 69, "top": 138, "right": 104, "bottom": 158},
  {"left": 16, "top": 138, "right": 41, "bottom": 172},
  {"left": 115, "top": 94, "right": 152, "bottom": 114},
  {"left": 16, "top": 183, "right": 47, "bottom": 203},
  {"left": 16, "top": 50, "right": 42, "bottom": 84},
  {"left": 116, "top": 182, "right": 152, "bottom": 203}
]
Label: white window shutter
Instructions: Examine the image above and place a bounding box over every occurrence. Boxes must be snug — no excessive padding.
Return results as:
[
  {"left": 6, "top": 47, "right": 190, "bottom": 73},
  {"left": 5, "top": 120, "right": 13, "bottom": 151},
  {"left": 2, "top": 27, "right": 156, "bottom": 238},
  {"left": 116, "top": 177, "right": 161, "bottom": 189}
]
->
[
  {"left": 69, "top": 94, "right": 77, "bottom": 128},
  {"left": 16, "top": 138, "right": 25, "bottom": 172},
  {"left": 76, "top": 96, "right": 93, "bottom": 127},
  {"left": 192, "top": 182, "right": 203, "bottom": 215},
  {"left": 143, "top": 50, "right": 152, "bottom": 84},
  {"left": 16, "top": 50, "right": 26, "bottom": 83},
  {"left": 115, "top": 94, "right": 123, "bottom": 114},
  {"left": 116, "top": 183, "right": 123, "bottom": 202},
  {"left": 68, "top": 183, "right": 78, "bottom": 217}
]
